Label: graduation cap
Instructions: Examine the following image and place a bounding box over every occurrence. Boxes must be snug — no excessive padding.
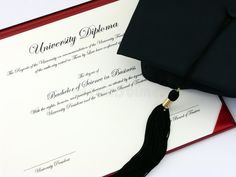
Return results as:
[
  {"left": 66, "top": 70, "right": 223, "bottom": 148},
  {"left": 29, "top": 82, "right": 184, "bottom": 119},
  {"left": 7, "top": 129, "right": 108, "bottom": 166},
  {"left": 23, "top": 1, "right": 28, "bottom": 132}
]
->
[{"left": 111, "top": 0, "right": 236, "bottom": 176}]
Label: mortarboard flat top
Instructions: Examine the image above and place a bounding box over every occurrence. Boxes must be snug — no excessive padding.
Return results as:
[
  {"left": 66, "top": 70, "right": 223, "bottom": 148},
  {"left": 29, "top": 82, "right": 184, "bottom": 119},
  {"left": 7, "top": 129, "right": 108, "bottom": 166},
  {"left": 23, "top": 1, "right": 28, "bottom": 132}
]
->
[{"left": 118, "top": 0, "right": 236, "bottom": 97}]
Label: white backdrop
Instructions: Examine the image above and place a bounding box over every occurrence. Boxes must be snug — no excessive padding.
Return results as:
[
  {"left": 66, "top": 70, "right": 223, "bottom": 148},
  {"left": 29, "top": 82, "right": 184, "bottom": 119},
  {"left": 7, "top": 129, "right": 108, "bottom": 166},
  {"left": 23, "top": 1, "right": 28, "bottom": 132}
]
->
[
  {"left": 0, "top": 0, "right": 235, "bottom": 177},
  {"left": 0, "top": 0, "right": 91, "bottom": 29}
]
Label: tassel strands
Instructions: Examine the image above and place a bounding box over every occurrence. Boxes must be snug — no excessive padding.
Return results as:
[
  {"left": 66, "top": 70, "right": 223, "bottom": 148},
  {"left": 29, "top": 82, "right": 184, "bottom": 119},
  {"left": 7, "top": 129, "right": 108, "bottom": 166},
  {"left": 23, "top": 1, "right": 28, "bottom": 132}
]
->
[{"left": 112, "top": 89, "right": 179, "bottom": 177}]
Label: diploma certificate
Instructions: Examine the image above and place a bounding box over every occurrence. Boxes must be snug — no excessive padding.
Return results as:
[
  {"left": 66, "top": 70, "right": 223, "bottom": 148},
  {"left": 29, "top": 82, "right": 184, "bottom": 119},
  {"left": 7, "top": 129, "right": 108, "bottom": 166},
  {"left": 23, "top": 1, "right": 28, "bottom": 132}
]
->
[{"left": 0, "top": 1, "right": 235, "bottom": 177}]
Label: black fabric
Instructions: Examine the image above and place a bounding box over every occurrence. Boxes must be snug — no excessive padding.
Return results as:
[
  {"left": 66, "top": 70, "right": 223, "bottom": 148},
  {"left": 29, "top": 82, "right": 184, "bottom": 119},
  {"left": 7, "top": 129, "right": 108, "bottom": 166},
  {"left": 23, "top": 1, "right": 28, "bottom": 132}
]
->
[
  {"left": 118, "top": 0, "right": 236, "bottom": 97},
  {"left": 112, "top": 104, "right": 171, "bottom": 177}
]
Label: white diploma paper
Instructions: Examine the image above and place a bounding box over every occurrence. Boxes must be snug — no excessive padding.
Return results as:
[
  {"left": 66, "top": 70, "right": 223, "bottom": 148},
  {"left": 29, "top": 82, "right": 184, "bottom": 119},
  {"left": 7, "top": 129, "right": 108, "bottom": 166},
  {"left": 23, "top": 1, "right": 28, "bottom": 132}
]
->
[{"left": 0, "top": 1, "right": 222, "bottom": 177}]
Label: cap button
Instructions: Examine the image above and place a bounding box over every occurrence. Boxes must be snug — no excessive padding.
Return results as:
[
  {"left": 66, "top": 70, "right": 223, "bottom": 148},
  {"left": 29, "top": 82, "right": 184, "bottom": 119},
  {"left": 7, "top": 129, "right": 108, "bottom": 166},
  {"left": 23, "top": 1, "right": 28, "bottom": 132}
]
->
[{"left": 168, "top": 89, "right": 179, "bottom": 102}]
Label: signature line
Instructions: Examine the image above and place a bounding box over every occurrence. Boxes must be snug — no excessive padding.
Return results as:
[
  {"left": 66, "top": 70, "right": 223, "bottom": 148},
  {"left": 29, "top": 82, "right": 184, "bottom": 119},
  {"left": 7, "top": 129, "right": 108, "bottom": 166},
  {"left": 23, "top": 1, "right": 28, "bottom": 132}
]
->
[
  {"left": 171, "top": 105, "right": 199, "bottom": 116},
  {"left": 24, "top": 151, "right": 76, "bottom": 172}
]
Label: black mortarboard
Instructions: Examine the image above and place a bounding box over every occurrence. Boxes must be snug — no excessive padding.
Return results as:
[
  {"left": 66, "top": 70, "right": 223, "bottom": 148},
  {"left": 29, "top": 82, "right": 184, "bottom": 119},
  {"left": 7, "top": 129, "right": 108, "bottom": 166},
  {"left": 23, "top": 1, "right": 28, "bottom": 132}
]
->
[
  {"left": 118, "top": 0, "right": 236, "bottom": 98},
  {"left": 111, "top": 0, "right": 236, "bottom": 176}
]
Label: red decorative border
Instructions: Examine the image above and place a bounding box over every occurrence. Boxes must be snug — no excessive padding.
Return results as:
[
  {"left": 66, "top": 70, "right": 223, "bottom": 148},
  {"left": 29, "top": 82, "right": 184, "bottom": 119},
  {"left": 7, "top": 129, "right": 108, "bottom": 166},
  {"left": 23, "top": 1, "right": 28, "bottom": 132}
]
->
[
  {"left": 0, "top": 0, "right": 117, "bottom": 40},
  {"left": 167, "top": 98, "right": 235, "bottom": 154},
  {"left": 213, "top": 98, "right": 235, "bottom": 133}
]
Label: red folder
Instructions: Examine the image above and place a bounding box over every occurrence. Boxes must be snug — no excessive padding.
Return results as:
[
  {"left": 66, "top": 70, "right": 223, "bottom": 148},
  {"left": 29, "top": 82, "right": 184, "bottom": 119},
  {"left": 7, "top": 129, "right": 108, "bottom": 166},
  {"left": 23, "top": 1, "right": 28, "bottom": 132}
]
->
[{"left": 0, "top": 0, "right": 235, "bottom": 176}]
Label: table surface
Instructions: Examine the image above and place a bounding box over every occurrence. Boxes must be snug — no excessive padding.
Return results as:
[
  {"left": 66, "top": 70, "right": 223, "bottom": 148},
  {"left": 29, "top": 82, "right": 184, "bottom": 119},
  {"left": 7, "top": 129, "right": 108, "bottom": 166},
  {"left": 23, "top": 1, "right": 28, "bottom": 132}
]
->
[{"left": 0, "top": 1, "right": 235, "bottom": 177}]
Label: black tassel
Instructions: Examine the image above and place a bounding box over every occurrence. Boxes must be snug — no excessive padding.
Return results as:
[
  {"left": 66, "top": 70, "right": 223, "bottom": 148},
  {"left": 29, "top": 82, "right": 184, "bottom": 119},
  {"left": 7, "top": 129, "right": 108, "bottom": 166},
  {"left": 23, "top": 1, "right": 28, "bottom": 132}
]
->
[{"left": 111, "top": 89, "right": 179, "bottom": 177}]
